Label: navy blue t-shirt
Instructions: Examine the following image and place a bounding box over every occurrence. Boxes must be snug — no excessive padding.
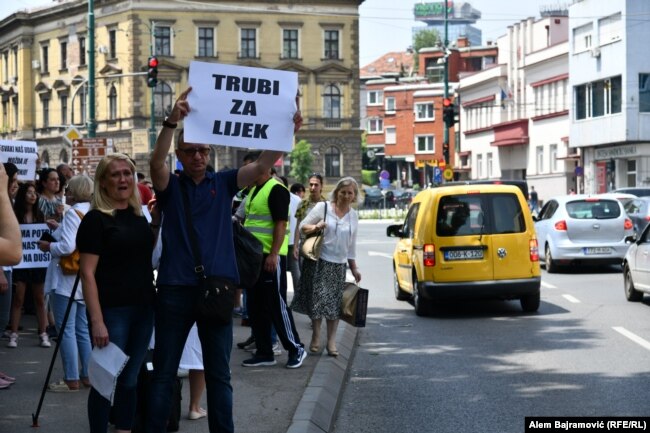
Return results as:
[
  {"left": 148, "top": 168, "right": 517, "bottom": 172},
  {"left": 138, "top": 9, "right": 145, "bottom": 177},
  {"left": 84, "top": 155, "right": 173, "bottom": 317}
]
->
[{"left": 155, "top": 170, "right": 240, "bottom": 286}]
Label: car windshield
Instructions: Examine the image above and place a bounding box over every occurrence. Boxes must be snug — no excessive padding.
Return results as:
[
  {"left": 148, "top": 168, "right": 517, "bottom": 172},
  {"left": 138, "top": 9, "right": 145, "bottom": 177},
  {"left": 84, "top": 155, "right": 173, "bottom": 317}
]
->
[{"left": 565, "top": 199, "right": 620, "bottom": 219}]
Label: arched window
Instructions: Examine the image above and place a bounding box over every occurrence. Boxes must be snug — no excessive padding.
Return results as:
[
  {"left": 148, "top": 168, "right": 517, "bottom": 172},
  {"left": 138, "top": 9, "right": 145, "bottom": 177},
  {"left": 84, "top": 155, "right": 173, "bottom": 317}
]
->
[
  {"left": 59, "top": 148, "right": 68, "bottom": 164},
  {"left": 108, "top": 84, "right": 117, "bottom": 120},
  {"left": 324, "top": 146, "right": 341, "bottom": 177},
  {"left": 323, "top": 84, "right": 340, "bottom": 119},
  {"left": 154, "top": 81, "right": 173, "bottom": 118},
  {"left": 41, "top": 150, "right": 50, "bottom": 168},
  {"left": 72, "top": 84, "right": 87, "bottom": 126}
]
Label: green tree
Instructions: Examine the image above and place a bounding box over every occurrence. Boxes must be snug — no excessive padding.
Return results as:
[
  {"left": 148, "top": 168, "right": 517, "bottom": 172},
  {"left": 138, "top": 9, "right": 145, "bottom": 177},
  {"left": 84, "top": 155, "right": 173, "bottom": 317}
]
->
[
  {"left": 412, "top": 28, "right": 440, "bottom": 70},
  {"left": 289, "top": 139, "right": 314, "bottom": 184}
]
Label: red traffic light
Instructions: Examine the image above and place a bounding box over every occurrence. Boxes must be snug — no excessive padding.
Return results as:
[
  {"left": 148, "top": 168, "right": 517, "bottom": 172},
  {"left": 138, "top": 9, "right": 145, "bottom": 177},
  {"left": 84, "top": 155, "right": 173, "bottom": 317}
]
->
[
  {"left": 443, "top": 97, "right": 452, "bottom": 107},
  {"left": 148, "top": 56, "right": 159, "bottom": 68}
]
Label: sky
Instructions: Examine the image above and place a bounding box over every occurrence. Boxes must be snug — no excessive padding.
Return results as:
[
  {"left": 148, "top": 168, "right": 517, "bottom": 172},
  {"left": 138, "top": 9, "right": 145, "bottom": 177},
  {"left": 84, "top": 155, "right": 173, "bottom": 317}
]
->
[{"left": 1, "top": 0, "right": 553, "bottom": 66}]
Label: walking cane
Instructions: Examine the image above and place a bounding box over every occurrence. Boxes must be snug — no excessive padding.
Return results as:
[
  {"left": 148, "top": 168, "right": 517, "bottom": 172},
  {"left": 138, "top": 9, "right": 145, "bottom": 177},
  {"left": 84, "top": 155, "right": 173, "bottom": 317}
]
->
[{"left": 32, "top": 271, "right": 81, "bottom": 427}]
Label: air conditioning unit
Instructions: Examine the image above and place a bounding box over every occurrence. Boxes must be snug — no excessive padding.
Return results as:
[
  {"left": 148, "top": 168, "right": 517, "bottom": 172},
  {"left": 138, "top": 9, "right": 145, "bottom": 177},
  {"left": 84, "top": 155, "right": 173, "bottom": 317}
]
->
[
  {"left": 32, "top": 60, "right": 41, "bottom": 69},
  {"left": 590, "top": 47, "right": 601, "bottom": 58},
  {"left": 97, "top": 45, "right": 108, "bottom": 54}
]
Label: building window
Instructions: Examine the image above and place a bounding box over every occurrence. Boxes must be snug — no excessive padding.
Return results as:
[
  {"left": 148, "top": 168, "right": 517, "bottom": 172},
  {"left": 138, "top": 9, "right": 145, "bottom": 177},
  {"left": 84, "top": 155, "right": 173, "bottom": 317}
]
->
[
  {"left": 536, "top": 146, "right": 544, "bottom": 173},
  {"left": 41, "top": 96, "right": 50, "bottom": 128},
  {"left": 240, "top": 28, "right": 257, "bottom": 58},
  {"left": 477, "top": 154, "right": 483, "bottom": 178},
  {"left": 2, "top": 101, "right": 8, "bottom": 128},
  {"left": 12, "top": 47, "right": 17, "bottom": 77},
  {"left": 60, "top": 41, "right": 67, "bottom": 70},
  {"left": 573, "top": 23, "right": 593, "bottom": 52},
  {"left": 575, "top": 76, "right": 622, "bottom": 120},
  {"left": 59, "top": 149, "right": 68, "bottom": 164},
  {"left": 79, "top": 36, "right": 86, "bottom": 66},
  {"left": 41, "top": 45, "right": 49, "bottom": 73},
  {"left": 155, "top": 26, "right": 172, "bottom": 56},
  {"left": 108, "top": 85, "right": 117, "bottom": 120},
  {"left": 109, "top": 29, "right": 117, "bottom": 58},
  {"left": 627, "top": 159, "right": 637, "bottom": 187},
  {"left": 550, "top": 144, "right": 558, "bottom": 172},
  {"left": 367, "top": 118, "right": 383, "bottom": 133},
  {"left": 487, "top": 152, "right": 493, "bottom": 177},
  {"left": 323, "top": 84, "right": 340, "bottom": 119},
  {"left": 385, "top": 126, "right": 396, "bottom": 144},
  {"left": 154, "top": 81, "right": 173, "bottom": 117},
  {"left": 415, "top": 102, "right": 434, "bottom": 121},
  {"left": 12, "top": 96, "right": 18, "bottom": 128},
  {"left": 415, "top": 135, "right": 434, "bottom": 153},
  {"left": 599, "top": 13, "right": 622, "bottom": 45},
  {"left": 640, "top": 74, "right": 650, "bottom": 112},
  {"left": 60, "top": 95, "right": 68, "bottom": 125},
  {"left": 385, "top": 96, "right": 396, "bottom": 114},
  {"left": 2, "top": 52, "right": 7, "bottom": 82},
  {"left": 282, "top": 29, "right": 299, "bottom": 59},
  {"left": 198, "top": 27, "right": 214, "bottom": 57},
  {"left": 324, "top": 146, "right": 341, "bottom": 177},
  {"left": 367, "top": 90, "right": 383, "bottom": 106},
  {"left": 324, "top": 30, "right": 339, "bottom": 59},
  {"left": 78, "top": 86, "right": 87, "bottom": 125}
]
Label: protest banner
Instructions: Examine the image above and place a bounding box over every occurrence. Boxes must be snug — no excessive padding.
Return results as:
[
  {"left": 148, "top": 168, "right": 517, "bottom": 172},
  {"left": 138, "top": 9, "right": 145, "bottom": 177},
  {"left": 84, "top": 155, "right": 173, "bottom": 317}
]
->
[
  {"left": 14, "top": 224, "right": 52, "bottom": 269},
  {"left": 184, "top": 61, "right": 298, "bottom": 152},
  {"left": 0, "top": 140, "right": 38, "bottom": 181}
]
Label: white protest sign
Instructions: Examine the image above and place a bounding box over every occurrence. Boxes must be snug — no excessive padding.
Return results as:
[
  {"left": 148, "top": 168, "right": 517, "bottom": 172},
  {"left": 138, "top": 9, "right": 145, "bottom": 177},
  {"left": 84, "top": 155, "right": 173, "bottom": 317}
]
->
[
  {"left": 14, "top": 224, "right": 52, "bottom": 269},
  {"left": 0, "top": 140, "right": 38, "bottom": 181},
  {"left": 185, "top": 61, "right": 298, "bottom": 152}
]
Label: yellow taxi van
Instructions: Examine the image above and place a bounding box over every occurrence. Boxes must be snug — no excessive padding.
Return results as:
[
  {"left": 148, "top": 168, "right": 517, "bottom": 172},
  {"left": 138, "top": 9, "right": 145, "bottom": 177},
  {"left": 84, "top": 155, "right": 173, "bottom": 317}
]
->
[{"left": 386, "top": 184, "right": 541, "bottom": 315}]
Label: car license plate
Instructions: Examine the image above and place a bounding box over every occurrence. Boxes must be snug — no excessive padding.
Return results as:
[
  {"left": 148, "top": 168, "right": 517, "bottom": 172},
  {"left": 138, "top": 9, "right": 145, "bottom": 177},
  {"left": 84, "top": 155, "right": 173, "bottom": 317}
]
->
[
  {"left": 583, "top": 247, "right": 612, "bottom": 255},
  {"left": 444, "top": 249, "right": 484, "bottom": 261}
]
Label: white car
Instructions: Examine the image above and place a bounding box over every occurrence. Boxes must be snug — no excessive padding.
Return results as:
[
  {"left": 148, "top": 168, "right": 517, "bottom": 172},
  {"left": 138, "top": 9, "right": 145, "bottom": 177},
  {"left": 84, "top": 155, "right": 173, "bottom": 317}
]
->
[
  {"left": 623, "top": 224, "right": 650, "bottom": 301},
  {"left": 534, "top": 194, "right": 634, "bottom": 272}
]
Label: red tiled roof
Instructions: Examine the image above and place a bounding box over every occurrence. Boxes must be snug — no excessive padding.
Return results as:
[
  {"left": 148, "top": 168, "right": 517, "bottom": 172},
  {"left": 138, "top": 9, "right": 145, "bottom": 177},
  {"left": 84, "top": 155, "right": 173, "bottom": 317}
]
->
[{"left": 360, "top": 52, "right": 415, "bottom": 78}]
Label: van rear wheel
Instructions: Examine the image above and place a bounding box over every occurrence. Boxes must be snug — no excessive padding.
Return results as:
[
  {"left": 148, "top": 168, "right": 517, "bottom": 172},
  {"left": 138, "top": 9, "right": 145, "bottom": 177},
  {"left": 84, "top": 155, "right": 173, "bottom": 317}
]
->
[
  {"left": 520, "top": 292, "right": 540, "bottom": 312},
  {"left": 412, "top": 274, "right": 433, "bottom": 316}
]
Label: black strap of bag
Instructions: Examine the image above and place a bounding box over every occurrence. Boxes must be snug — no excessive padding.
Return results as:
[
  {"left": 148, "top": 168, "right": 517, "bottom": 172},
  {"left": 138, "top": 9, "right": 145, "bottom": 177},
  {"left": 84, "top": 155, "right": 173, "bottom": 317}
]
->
[{"left": 180, "top": 181, "right": 207, "bottom": 281}]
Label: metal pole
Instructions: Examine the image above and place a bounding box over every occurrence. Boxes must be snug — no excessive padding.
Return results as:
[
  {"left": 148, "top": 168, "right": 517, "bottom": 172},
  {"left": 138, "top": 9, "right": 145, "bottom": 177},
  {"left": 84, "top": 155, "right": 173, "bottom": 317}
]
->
[
  {"left": 87, "top": 0, "right": 96, "bottom": 137},
  {"left": 149, "top": 22, "right": 156, "bottom": 152},
  {"left": 443, "top": 0, "right": 449, "bottom": 165}
]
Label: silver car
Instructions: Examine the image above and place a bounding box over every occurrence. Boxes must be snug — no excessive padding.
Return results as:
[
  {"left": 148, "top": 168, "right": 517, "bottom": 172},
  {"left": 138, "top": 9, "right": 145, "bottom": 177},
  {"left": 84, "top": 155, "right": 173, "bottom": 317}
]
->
[
  {"left": 534, "top": 194, "right": 634, "bottom": 272},
  {"left": 623, "top": 223, "right": 650, "bottom": 301}
]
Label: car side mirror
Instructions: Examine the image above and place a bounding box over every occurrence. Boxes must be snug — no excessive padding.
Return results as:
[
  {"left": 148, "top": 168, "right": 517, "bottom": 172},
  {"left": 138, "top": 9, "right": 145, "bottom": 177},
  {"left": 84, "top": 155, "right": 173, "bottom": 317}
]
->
[{"left": 386, "top": 224, "right": 404, "bottom": 238}]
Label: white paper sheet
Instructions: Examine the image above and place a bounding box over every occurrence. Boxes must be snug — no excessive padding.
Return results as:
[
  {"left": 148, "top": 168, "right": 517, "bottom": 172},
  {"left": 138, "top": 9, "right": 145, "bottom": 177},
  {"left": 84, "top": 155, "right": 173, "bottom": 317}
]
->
[{"left": 88, "top": 342, "right": 129, "bottom": 405}]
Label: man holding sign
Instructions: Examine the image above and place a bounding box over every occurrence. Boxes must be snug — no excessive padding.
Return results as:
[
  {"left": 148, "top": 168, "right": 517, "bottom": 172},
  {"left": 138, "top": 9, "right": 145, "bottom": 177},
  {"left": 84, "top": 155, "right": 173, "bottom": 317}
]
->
[{"left": 147, "top": 62, "right": 301, "bottom": 433}]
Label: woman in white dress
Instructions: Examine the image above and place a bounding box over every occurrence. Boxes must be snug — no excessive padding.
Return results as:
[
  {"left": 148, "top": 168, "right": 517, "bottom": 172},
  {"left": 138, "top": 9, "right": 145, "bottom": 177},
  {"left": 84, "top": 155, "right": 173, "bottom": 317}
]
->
[{"left": 179, "top": 325, "right": 206, "bottom": 420}]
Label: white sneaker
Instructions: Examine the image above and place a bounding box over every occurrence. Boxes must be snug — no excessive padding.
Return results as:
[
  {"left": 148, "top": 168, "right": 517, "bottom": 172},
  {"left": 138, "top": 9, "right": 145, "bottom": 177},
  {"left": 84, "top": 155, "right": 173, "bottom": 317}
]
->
[
  {"left": 6, "top": 333, "right": 17, "bottom": 348},
  {"left": 39, "top": 332, "right": 51, "bottom": 348},
  {"left": 272, "top": 342, "right": 282, "bottom": 356}
]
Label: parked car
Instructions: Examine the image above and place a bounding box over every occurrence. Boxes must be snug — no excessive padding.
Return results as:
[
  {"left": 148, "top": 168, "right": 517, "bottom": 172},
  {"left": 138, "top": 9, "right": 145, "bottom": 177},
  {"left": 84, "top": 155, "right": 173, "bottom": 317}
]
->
[
  {"left": 613, "top": 187, "right": 650, "bottom": 197},
  {"left": 363, "top": 187, "right": 385, "bottom": 209},
  {"left": 622, "top": 224, "right": 650, "bottom": 302},
  {"left": 386, "top": 184, "right": 541, "bottom": 315},
  {"left": 623, "top": 196, "right": 650, "bottom": 236},
  {"left": 597, "top": 192, "right": 637, "bottom": 208},
  {"left": 534, "top": 195, "right": 634, "bottom": 272}
]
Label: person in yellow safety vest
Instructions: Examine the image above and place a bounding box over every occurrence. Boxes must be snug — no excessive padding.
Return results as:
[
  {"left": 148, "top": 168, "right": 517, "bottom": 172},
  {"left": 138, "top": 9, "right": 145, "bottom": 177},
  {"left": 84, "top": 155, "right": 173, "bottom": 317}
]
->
[{"left": 242, "top": 169, "right": 306, "bottom": 369}]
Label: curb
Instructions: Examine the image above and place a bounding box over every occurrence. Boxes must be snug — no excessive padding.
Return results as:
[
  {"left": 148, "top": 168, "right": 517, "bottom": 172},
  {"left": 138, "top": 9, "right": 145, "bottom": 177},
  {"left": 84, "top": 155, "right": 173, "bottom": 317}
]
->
[{"left": 286, "top": 322, "right": 359, "bottom": 433}]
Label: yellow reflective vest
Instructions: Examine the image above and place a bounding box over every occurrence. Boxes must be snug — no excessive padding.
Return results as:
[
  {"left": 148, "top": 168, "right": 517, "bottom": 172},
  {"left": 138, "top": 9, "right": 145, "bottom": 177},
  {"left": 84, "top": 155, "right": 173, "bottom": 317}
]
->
[{"left": 244, "top": 178, "right": 289, "bottom": 255}]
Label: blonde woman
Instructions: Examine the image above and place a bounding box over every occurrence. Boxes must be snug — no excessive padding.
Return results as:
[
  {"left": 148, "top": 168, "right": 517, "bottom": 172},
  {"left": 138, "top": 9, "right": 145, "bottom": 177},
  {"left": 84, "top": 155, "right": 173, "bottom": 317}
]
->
[
  {"left": 77, "top": 154, "right": 155, "bottom": 433},
  {"left": 294, "top": 177, "right": 362, "bottom": 356}
]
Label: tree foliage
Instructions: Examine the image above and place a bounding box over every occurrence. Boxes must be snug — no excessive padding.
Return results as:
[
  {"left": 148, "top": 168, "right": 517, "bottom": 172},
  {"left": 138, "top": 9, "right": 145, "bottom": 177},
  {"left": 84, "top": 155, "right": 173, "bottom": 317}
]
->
[
  {"left": 412, "top": 28, "right": 440, "bottom": 69},
  {"left": 289, "top": 139, "right": 314, "bottom": 184}
]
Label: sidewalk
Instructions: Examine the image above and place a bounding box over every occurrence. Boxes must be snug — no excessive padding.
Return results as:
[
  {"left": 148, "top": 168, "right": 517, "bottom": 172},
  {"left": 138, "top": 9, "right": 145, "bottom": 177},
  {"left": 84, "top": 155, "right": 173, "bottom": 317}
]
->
[{"left": 0, "top": 298, "right": 358, "bottom": 433}]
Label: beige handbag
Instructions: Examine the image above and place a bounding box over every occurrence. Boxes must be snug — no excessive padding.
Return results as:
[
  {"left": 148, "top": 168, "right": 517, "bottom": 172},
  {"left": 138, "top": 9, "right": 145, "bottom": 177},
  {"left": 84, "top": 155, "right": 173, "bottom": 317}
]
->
[
  {"left": 341, "top": 282, "right": 368, "bottom": 327},
  {"left": 300, "top": 203, "right": 327, "bottom": 261}
]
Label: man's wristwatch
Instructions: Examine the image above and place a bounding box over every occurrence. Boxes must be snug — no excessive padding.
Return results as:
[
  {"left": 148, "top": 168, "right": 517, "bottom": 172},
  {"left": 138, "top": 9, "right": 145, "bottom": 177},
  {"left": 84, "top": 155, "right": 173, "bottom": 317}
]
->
[{"left": 162, "top": 118, "right": 177, "bottom": 129}]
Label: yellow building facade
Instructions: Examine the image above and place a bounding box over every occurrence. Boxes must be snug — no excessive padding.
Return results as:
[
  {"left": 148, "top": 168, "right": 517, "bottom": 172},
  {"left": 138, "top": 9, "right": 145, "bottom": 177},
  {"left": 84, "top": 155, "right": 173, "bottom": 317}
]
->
[{"left": 0, "top": 0, "right": 364, "bottom": 179}]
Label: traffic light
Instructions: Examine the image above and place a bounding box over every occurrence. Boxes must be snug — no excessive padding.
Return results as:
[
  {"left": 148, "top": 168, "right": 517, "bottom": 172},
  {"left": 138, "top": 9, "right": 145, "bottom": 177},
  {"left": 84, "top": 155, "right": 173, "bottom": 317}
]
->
[
  {"left": 147, "top": 56, "right": 158, "bottom": 88},
  {"left": 443, "top": 97, "right": 455, "bottom": 128}
]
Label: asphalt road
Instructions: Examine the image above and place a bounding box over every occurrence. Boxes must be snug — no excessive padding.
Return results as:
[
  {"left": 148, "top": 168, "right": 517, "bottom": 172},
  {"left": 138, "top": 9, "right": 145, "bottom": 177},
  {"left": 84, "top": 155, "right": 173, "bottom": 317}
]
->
[{"left": 333, "top": 222, "right": 650, "bottom": 433}]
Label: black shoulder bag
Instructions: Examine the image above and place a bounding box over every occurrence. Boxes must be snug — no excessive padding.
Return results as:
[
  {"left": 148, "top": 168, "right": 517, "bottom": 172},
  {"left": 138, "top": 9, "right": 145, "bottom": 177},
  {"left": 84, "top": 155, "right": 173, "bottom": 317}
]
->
[{"left": 180, "top": 181, "right": 234, "bottom": 325}]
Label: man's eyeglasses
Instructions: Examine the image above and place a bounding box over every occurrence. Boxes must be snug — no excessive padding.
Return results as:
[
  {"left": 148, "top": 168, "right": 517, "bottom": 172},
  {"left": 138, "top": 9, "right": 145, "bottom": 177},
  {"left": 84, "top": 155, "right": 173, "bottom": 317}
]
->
[{"left": 178, "top": 147, "right": 210, "bottom": 157}]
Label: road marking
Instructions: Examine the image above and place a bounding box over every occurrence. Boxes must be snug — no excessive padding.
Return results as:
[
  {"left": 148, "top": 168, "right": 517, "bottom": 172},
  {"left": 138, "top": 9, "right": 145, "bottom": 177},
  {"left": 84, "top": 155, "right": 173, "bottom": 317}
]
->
[
  {"left": 368, "top": 251, "right": 393, "bottom": 259},
  {"left": 541, "top": 281, "right": 557, "bottom": 289},
  {"left": 613, "top": 326, "right": 650, "bottom": 351},
  {"left": 562, "top": 294, "right": 581, "bottom": 303}
]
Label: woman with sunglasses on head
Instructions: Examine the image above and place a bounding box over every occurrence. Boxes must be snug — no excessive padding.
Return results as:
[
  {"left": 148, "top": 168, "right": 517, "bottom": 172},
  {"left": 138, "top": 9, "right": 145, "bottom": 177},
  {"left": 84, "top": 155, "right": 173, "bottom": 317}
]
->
[
  {"left": 77, "top": 153, "right": 155, "bottom": 432},
  {"left": 7, "top": 183, "right": 51, "bottom": 349}
]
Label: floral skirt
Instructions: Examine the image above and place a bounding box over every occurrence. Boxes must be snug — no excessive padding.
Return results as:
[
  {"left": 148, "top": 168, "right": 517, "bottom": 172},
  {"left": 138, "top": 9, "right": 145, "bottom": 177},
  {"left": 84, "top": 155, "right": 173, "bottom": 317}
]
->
[{"left": 291, "top": 258, "right": 346, "bottom": 320}]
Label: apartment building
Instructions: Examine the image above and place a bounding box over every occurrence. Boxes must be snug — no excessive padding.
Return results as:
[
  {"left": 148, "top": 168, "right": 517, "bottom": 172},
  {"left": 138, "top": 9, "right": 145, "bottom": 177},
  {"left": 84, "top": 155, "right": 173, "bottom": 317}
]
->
[{"left": 0, "top": 0, "right": 364, "bottom": 180}]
